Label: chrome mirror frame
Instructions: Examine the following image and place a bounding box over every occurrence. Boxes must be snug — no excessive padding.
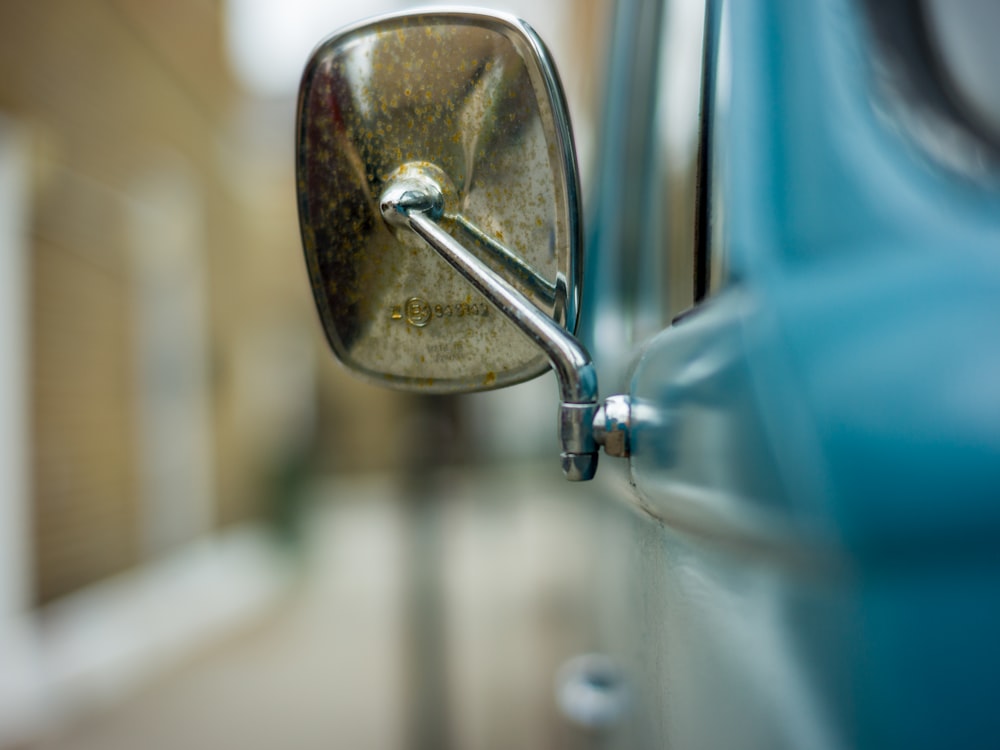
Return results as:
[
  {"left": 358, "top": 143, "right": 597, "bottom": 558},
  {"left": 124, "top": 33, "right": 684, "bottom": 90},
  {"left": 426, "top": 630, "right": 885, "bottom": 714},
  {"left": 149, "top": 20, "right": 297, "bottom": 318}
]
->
[
  {"left": 296, "top": 8, "right": 581, "bottom": 393},
  {"left": 297, "top": 9, "right": 629, "bottom": 480}
]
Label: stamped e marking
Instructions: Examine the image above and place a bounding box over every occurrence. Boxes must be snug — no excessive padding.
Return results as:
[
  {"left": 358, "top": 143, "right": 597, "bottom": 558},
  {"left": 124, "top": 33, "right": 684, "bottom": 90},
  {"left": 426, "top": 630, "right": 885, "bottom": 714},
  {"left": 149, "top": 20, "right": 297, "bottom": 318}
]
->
[
  {"left": 390, "top": 297, "right": 489, "bottom": 326},
  {"left": 404, "top": 297, "right": 432, "bottom": 327}
]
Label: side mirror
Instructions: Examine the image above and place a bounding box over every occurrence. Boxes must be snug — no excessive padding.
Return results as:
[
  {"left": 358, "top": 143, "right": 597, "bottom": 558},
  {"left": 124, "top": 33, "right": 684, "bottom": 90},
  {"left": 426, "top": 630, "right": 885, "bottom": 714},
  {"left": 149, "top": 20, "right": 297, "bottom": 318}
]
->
[{"left": 296, "top": 9, "right": 628, "bottom": 480}]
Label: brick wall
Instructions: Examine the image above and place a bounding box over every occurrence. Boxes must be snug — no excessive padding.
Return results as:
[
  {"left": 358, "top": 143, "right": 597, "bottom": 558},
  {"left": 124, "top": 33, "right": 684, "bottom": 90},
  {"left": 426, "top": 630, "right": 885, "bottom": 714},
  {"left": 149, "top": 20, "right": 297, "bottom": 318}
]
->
[{"left": 0, "top": 1, "right": 311, "bottom": 603}]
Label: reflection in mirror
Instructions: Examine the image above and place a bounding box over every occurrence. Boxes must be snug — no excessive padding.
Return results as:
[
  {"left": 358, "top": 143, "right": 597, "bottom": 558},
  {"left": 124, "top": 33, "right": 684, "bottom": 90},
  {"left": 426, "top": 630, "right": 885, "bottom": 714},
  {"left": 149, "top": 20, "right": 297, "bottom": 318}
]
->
[
  {"left": 451, "top": 214, "right": 558, "bottom": 311},
  {"left": 297, "top": 10, "right": 581, "bottom": 393}
]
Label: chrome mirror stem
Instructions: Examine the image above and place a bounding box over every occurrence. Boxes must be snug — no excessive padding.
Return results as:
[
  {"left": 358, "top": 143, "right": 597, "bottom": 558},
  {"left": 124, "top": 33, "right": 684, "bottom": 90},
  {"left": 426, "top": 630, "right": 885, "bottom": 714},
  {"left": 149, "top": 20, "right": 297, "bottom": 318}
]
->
[{"left": 381, "top": 176, "right": 602, "bottom": 480}]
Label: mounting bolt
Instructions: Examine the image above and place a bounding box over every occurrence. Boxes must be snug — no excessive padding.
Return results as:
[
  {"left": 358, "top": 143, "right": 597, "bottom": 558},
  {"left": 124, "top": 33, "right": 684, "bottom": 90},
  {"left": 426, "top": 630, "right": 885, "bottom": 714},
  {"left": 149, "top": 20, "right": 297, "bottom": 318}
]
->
[{"left": 593, "top": 395, "right": 631, "bottom": 458}]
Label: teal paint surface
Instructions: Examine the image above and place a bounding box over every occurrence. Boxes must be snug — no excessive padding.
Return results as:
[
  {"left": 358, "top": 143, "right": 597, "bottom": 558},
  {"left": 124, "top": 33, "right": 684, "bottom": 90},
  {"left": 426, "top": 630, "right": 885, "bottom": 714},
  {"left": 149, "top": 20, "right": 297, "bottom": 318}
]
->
[{"left": 591, "top": 0, "right": 1000, "bottom": 746}]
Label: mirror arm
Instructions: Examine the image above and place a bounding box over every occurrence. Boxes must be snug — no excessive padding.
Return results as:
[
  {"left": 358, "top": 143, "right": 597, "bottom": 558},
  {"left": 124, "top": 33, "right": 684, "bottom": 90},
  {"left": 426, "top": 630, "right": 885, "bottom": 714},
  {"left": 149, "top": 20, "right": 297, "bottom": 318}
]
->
[
  {"left": 408, "top": 212, "right": 600, "bottom": 480},
  {"left": 381, "top": 178, "right": 600, "bottom": 480}
]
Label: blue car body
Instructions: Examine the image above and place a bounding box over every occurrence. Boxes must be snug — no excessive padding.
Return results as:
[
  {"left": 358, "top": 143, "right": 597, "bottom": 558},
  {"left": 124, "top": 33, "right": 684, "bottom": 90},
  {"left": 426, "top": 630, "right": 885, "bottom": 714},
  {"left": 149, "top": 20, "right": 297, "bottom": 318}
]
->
[{"left": 583, "top": 0, "right": 1000, "bottom": 746}]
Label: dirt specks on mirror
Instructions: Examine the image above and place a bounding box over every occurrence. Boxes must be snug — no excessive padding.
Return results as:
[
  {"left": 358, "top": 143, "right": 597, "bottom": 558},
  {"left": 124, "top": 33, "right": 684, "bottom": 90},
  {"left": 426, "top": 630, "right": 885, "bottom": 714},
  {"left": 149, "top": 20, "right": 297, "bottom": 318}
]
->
[{"left": 297, "top": 11, "right": 580, "bottom": 393}]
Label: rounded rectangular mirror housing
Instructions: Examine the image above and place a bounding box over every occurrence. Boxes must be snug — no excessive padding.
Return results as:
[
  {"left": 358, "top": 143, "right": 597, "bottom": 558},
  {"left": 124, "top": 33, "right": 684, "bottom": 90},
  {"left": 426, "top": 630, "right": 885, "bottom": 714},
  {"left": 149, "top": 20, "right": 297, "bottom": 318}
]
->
[{"left": 296, "top": 9, "right": 582, "bottom": 394}]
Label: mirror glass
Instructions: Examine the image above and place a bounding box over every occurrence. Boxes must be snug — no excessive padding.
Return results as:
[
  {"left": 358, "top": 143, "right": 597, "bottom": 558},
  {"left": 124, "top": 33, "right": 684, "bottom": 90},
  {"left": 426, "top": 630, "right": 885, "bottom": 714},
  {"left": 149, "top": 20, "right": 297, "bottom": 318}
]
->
[{"left": 297, "top": 10, "right": 580, "bottom": 392}]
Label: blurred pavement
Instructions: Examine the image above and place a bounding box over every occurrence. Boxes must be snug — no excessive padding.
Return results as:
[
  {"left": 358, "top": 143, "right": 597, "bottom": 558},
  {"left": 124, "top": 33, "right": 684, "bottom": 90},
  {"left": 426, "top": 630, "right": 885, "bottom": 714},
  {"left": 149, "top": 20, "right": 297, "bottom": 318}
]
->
[{"left": 27, "top": 464, "right": 605, "bottom": 750}]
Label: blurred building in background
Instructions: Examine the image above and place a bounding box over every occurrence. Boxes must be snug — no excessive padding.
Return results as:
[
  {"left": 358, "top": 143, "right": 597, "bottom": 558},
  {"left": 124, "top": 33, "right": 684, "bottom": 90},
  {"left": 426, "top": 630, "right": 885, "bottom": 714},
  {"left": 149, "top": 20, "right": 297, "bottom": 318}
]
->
[{"left": 0, "top": 1, "right": 612, "bottom": 747}]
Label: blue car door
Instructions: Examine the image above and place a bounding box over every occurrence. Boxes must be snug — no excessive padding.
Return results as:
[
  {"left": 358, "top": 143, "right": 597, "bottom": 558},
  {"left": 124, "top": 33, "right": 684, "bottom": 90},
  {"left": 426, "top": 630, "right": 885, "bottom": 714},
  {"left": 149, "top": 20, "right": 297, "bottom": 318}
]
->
[{"left": 584, "top": 0, "right": 1000, "bottom": 747}]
